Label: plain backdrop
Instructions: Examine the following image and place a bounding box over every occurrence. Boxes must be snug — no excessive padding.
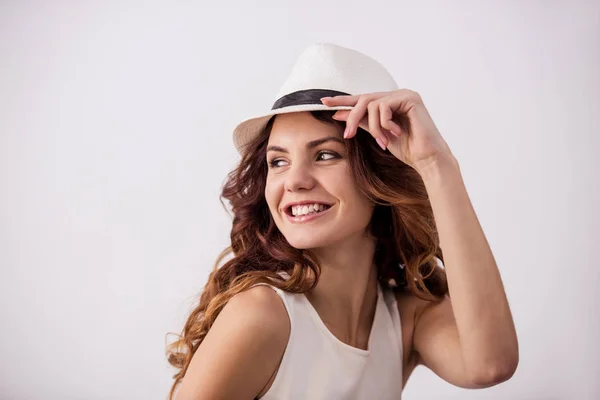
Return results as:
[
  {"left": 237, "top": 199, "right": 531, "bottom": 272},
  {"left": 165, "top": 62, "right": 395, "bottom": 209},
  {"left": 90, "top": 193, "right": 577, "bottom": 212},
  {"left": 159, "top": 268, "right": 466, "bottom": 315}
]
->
[{"left": 1, "top": 1, "right": 599, "bottom": 399}]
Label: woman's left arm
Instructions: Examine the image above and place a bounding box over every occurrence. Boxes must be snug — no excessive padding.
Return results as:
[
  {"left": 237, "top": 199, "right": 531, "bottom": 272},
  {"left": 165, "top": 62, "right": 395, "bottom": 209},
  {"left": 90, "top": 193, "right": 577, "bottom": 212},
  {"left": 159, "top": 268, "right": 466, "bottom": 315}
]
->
[
  {"left": 322, "top": 90, "right": 519, "bottom": 388},
  {"left": 414, "top": 153, "right": 519, "bottom": 387}
]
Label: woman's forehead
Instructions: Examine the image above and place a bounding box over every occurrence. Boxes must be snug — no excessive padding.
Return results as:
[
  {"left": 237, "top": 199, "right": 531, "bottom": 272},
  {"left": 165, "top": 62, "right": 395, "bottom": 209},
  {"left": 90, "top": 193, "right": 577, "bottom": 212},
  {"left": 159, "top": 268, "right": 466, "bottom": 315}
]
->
[{"left": 268, "top": 113, "right": 342, "bottom": 146}]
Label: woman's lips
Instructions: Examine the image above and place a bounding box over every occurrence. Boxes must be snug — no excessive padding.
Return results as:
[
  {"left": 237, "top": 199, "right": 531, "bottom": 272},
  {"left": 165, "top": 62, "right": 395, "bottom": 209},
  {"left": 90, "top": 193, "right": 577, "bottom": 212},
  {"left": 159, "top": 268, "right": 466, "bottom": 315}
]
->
[{"left": 285, "top": 205, "right": 332, "bottom": 223}]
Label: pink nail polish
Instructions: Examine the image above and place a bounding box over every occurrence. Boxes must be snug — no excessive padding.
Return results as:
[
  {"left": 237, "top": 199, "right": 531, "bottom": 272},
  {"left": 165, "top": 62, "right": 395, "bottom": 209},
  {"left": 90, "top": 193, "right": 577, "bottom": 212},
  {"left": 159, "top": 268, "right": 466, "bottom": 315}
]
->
[{"left": 376, "top": 137, "right": 387, "bottom": 150}]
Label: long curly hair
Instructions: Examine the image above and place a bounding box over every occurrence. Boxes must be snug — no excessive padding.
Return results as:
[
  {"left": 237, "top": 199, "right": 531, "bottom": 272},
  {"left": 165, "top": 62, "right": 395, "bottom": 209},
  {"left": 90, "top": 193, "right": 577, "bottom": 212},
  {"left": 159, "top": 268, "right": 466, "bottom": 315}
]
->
[{"left": 165, "top": 110, "right": 448, "bottom": 400}]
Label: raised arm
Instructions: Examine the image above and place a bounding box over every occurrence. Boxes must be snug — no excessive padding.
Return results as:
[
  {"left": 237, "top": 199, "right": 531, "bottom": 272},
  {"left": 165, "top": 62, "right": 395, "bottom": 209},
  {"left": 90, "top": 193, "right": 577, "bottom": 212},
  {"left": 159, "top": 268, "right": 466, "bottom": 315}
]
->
[
  {"left": 320, "top": 90, "right": 519, "bottom": 389},
  {"left": 412, "top": 156, "right": 519, "bottom": 388},
  {"left": 174, "top": 286, "right": 290, "bottom": 400}
]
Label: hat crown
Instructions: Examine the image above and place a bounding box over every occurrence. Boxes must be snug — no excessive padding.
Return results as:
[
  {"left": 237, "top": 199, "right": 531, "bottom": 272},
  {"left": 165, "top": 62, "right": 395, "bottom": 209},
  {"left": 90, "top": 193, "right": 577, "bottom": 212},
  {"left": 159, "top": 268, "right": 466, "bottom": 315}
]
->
[
  {"left": 274, "top": 43, "right": 398, "bottom": 102},
  {"left": 232, "top": 43, "right": 399, "bottom": 153}
]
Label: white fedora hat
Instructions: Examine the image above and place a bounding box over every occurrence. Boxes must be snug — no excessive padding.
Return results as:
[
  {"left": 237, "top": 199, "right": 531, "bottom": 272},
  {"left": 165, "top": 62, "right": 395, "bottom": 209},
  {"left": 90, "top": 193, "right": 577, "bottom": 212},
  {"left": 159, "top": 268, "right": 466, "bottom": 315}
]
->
[{"left": 232, "top": 42, "right": 399, "bottom": 153}]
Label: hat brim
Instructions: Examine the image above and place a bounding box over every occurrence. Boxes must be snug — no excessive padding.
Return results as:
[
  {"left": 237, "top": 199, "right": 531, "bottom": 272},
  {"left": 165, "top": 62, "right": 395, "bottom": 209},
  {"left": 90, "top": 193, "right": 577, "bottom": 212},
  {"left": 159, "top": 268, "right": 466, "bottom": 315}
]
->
[{"left": 233, "top": 104, "right": 354, "bottom": 153}]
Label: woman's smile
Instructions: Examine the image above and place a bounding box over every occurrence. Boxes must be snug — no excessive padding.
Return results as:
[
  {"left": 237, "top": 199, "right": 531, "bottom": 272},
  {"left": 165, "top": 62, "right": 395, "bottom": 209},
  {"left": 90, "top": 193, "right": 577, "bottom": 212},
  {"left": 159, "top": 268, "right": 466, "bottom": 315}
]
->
[{"left": 284, "top": 203, "right": 334, "bottom": 224}]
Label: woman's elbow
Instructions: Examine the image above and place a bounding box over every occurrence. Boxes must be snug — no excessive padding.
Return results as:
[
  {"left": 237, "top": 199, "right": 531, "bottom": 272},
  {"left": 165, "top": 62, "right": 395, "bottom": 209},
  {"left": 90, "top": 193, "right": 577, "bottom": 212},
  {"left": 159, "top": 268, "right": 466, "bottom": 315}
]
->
[{"left": 470, "top": 354, "right": 519, "bottom": 387}]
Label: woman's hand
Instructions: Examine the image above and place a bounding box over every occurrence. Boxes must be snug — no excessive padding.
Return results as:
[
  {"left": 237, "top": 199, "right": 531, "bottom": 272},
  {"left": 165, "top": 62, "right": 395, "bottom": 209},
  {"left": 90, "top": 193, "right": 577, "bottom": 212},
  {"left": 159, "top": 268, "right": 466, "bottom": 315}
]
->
[{"left": 321, "top": 89, "right": 456, "bottom": 174}]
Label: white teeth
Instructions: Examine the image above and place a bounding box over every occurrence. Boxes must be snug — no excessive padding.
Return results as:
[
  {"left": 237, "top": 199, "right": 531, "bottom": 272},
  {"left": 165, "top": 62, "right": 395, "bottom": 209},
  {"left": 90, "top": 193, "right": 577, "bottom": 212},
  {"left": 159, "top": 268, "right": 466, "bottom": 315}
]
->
[{"left": 291, "top": 203, "right": 328, "bottom": 216}]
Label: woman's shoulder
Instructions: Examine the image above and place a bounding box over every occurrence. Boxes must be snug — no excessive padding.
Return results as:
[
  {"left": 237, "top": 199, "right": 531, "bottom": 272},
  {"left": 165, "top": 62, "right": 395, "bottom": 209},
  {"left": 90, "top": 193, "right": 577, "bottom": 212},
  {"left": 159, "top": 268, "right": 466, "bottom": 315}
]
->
[
  {"left": 394, "top": 289, "right": 426, "bottom": 313},
  {"left": 229, "top": 285, "right": 291, "bottom": 337},
  {"left": 392, "top": 289, "right": 430, "bottom": 384},
  {"left": 176, "top": 285, "right": 290, "bottom": 399},
  {"left": 393, "top": 288, "right": 444, "bottom": 329}
]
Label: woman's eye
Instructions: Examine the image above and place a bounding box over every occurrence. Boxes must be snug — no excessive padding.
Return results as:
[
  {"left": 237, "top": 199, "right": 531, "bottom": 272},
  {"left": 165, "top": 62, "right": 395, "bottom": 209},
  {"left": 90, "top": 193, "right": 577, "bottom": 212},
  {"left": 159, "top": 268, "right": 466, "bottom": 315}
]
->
[
  {"left": 268, "top": 159, "right": 287, "bottom": 168},
  {"left": 268, "top": 152, "right": 339, "bottom": 168},
  {"left": 317, "top": 151, "right": 338, "bottom": 161}
]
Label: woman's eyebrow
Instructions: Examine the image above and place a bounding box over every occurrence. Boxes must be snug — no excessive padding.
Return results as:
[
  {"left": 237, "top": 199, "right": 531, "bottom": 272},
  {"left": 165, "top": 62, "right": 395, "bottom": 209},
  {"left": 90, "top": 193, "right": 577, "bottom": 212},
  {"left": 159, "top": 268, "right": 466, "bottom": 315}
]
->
[
  {"left": 266, "top": 145, "right": 288, "bottom": 154},
  {"left": 267, "top": 136, "right": 344, "bottom": 153},
  {"left": 307, "top": 136, "right": 344, "bottom": 148}
]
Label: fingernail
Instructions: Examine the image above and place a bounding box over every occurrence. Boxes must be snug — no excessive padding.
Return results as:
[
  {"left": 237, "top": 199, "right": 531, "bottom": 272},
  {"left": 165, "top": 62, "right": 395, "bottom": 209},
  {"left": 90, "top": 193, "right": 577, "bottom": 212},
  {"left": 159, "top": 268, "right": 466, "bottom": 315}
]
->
[
  {"left": 376, "top": 137, "right": 387, "bottom": 150},
  {"left": 343, "top": 127, "right": 350, "bottom": 138},
  {"left": 320, "top": 97, "right": 331, "bottom": 103}
]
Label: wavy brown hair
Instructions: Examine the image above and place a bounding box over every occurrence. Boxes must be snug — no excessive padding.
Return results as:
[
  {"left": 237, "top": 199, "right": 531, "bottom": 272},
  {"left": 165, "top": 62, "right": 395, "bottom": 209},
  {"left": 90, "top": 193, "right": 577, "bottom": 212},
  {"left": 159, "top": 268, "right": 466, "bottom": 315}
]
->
[{"left": 165, "top": 110, "right": 448, "bottom": 400}]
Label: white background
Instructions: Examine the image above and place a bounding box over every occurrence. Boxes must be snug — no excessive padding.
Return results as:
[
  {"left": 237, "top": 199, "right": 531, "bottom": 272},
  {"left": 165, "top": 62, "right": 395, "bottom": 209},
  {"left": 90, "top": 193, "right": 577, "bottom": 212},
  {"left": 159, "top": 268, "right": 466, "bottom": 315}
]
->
[{"left": 1, "top": 1, "right": 599, "bottom": 399}]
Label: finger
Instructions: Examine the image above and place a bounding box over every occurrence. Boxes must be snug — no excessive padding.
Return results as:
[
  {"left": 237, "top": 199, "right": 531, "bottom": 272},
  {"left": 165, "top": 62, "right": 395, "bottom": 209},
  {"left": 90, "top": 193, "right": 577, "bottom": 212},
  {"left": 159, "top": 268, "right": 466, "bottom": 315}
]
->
[
  {"left": 344, "top": 96, "right": 370, "bottom": 139},
  {"left": 367, "top": 101, "right": 389, "bottom": 149},
  {"left": 331, "top": 110, "right": 351, "bottom": 120},
  {"left": 332, "top": 111, "right": 370, "bottom": 134},
  {"left": 333, "top": 110, "right": 369, "bottom": 127},
  {"left": 379, "top": 103, "right": 403, "bottom": 137},
  {"left": 332, "top": 110, "right": 390, "bottom": 143},
  {"left": 321, "top": 95, "right": 359, "bottom": 106},
  {"left": 322, "top": 91, "right": 390, "bottom": 106}
]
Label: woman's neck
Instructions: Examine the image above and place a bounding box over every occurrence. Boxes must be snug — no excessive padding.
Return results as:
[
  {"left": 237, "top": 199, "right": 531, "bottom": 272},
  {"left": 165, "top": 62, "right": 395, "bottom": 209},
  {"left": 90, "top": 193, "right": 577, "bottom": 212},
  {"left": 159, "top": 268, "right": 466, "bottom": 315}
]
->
[{"left": 306, "top": 233, "right": 379, "bottom": 349}]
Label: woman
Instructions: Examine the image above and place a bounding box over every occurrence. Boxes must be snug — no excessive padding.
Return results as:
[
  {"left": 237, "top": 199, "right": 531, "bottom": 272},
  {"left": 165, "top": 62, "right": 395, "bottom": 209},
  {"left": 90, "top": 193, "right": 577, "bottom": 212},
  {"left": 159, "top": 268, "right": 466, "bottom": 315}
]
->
[{"left": 166, "top": 43, "right": 519, "bottom": 400}]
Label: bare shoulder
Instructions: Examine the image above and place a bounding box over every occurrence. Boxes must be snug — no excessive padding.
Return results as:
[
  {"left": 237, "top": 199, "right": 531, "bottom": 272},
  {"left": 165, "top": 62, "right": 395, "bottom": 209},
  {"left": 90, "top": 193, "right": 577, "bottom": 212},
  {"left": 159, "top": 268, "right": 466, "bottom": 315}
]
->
[
  {"left": 394, "top": 289, "right": 425, "bottom": 313},
  {"left": 393, "top": 290, "right": 425, "bottom": 340},
  {"left": 394, "top": 290, "right": 448, "bottom": 346},
  {"left": 227, "top": 285, "right": 291, "bottom": 330},
  {"left": 175, "top": 285, "right": 290, "bottom": 400},
  {"left": 393, "top": 289, "right": 437, "bottom": 386}
]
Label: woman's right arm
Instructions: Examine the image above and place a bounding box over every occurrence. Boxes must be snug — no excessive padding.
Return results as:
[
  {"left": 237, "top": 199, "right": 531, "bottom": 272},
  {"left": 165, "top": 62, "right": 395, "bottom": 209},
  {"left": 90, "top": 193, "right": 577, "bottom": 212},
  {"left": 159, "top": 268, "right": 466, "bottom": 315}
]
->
[{"left": 174, "top": 285, "right": 290, "bottom": 400}]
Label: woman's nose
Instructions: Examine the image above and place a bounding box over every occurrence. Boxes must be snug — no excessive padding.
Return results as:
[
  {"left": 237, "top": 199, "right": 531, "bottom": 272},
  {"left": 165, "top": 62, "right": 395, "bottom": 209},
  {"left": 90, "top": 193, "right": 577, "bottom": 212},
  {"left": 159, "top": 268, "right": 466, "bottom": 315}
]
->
[{"left": 284, "top": 164, "right": 316, "bottom": 192}]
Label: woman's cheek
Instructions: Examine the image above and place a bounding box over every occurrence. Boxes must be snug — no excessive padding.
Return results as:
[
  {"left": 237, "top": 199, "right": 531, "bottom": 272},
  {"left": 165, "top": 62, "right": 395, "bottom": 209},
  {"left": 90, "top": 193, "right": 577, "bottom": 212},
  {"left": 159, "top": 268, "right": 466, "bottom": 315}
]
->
[{"left": 264, "top": 178, "right": 283, "bottom": 213}]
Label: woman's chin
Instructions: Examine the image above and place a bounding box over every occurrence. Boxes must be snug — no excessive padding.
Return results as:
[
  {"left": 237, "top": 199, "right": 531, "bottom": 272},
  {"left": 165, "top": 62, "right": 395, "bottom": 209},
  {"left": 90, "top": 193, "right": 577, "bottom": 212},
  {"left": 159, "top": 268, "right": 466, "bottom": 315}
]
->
[{"left": 286, "top": 234, "right": 333, "bottom": 250}]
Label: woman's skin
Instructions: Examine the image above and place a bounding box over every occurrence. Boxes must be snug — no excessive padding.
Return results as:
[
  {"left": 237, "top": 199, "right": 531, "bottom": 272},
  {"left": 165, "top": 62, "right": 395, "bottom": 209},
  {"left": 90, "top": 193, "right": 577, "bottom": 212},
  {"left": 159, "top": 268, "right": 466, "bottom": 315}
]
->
[
  {"left": 174, "top": 90, "right": 519, "bottom": 400},
  {"left": 264, "top": 110, "right": 380, "bottom": 356},
  {"left": 323, "top": 90, "right": 518, "bottom": 386}
]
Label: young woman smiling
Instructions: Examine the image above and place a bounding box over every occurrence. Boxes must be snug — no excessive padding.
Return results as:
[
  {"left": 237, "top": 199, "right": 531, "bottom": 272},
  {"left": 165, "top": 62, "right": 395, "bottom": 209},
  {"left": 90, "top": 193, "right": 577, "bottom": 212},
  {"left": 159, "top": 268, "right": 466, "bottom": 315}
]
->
[{"left": 166, "top": 43, "right": 519, "bottom": 400}]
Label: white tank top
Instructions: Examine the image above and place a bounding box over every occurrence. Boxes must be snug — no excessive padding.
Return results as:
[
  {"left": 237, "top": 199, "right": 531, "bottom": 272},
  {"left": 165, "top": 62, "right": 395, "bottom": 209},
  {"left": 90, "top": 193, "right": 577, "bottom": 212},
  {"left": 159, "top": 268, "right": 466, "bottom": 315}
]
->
[{"left": 253, "top": 278, "right": 404, "bottom": 400}]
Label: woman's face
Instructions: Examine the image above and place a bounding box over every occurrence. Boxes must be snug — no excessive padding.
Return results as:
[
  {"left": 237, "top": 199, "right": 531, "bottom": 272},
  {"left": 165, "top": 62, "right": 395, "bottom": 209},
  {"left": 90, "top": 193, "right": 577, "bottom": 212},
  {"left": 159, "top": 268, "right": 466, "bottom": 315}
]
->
[{"left": 264, "top": 112, "right": 374, "bottom": 250}]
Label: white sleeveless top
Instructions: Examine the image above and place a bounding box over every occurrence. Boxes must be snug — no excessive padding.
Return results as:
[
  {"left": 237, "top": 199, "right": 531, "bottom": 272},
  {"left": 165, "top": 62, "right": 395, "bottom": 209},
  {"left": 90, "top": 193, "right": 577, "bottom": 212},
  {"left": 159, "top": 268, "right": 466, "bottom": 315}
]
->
[{"left": 253, "top": 279, "right": 404, "bottom": 400}]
